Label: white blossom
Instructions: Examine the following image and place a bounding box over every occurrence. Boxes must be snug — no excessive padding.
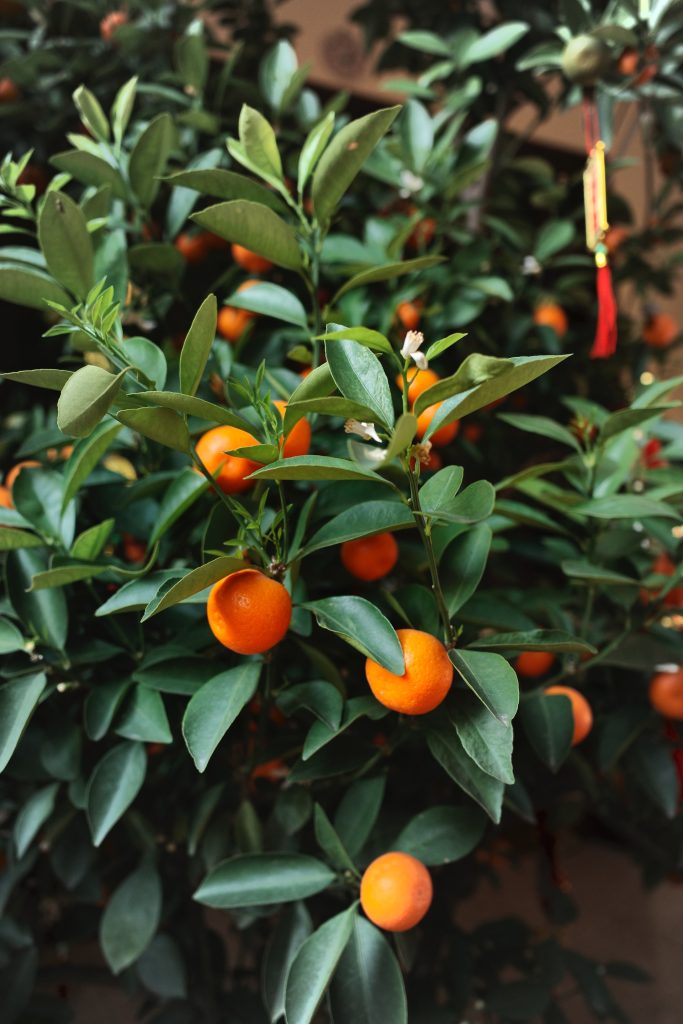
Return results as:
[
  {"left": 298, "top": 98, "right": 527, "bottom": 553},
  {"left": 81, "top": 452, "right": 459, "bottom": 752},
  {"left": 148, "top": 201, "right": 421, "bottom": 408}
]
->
[
  {"left": 344, "top": 419, "right": 382, "bottom": 444},
  {"left": 401, "top": 330, "right": 429, "bottom": 370},
  {"left": 522, "top": 255, "right": 541, "bottom": 276}
]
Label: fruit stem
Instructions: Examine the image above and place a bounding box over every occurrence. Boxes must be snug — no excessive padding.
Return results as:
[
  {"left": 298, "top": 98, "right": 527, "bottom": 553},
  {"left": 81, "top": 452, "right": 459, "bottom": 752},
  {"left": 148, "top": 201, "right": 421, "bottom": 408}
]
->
[{"left": 405, "top": 463, "right": 454, "bottom": 644}]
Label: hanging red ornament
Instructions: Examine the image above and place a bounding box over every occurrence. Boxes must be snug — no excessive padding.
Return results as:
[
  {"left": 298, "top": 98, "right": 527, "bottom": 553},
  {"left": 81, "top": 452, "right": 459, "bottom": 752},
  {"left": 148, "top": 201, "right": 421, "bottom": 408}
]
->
[{"left": 582, "top": 94, "right": 618, "bottom": 358}]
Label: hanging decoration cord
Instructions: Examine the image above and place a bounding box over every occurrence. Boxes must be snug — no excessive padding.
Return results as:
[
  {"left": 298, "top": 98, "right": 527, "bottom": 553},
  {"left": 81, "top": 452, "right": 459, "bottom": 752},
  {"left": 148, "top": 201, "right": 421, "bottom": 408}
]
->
[{"left": 583, "top": 90, "right": 618, "bottom": 358}]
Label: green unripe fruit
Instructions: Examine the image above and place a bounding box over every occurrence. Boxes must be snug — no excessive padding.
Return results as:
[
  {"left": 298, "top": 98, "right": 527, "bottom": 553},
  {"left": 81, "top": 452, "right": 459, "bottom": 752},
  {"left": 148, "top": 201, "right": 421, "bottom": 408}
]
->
[{"left": 561, "top": 34, "right": 611, "bottom": 85}]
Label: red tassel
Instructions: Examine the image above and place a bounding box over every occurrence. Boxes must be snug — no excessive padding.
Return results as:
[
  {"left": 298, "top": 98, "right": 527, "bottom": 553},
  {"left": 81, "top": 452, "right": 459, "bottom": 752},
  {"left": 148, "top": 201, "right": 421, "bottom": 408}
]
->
[{"left": 591, "top": 261, "right": 618, "bottom": 358}]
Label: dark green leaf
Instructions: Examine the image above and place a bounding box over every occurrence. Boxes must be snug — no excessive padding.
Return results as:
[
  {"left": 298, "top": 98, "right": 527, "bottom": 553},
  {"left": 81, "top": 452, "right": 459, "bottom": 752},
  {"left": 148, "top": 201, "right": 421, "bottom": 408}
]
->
[
  {"left": 332, "top": 255, "right": 443, "bottom": 303},
  {"left": 149, "top": 470, "right": 208, "bottom": 545},
  {"left": 449, "top": 648, "right": 519, "bottom": 726},
  {"left": 468, "top": 629, "right": 596, "bottom": 654},
  {"left": 250, "top": 455, "right": 387, "bottom": 484},
  {"left": 326, "top": 337, "right": 394, "bottom": 429},
  {"left": 441, "top": 524, "right": 492, "bottom": 614},
  {"left": 262, "top": 903, "right": 313, "bottom": 1023},
  {"left": 303, "top": 501, "right": 413, "bottom": 556},
  {"left": 227, "top": 281, "right": 308, "bottom": 328},
  {"left": 520, "top": 691, "right": 574, "bottom": 772},
  {"left": 182, "top": 663, "right": 261, "bottom": 772},
  {"left": 87, "top": 741, "right": 146, "bottom": 845},
  {"left": 100, "top": 861, "right": 161, "bottom": 973},
  {"left": 329, "top": 916, "right": 408, "bottom": 1024},
  {"left": 313, "top": 804, "right": 357, "bottom": 873},
  {"left": 284, "top": 906, "right": 356, "bottom": 1024},
  {"left": 0, "top": 673, "right": 46, "bottom": 774},
  {"left": 179, "top": 293, "right": 217, "bottom": 397},
  {"left": 13, "top": 782, "right": 59, "bottom": 858},
  {"left": 427, "top": 723, "right": 505, "bottom": 822},
  {"left": 142, "top": 555, "right": 246, "bottom": 620},
  {"left": 194, "top": 853, "right": 335, "bottom": 908},
  {"left": 303, "top": 596, "right": 404, "bottom": 673},
  {"left": 62, "top": 420, "right": 122, "bottom": 510},
  {"left": 394, "top": 804, "right": 486, "bottom": 864},
  {"left": 6, "top": 549, "right": 68, "bottom": 649},
  {"left": 116, "top": 686, "right": 172, "bottom": 744},
  {"left": 452, "top": 697, "right": 514, "bottom": 783},
  {"left": 129, "top": 113, "right": 174, "bottom": 208},
  {"left": 334, "top": 776, "right": 386, "bottom": 857},
  {"left": 192, "top": 200, "right": 302, "bottom": 271}
]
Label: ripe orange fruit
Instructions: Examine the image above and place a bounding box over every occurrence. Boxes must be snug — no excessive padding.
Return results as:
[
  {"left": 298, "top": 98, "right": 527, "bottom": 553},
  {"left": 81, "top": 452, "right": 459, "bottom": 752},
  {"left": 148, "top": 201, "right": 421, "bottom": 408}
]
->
[
  {"left": 533, "top": 302, "right": 568, "bottom": 338},
  {"left": 231, "top": 244, "right": 272, "bottom": 274},
  {"left": 207, "top": 568, "right": 292, "bottom": 654},
  {"left": 194, "top": 425, "right": 260, "bottom": 494},
  {"left": 396, "top": 300, "right": 421, "bottom": 331},
  {"left": 273, "top": 400, "right": 311, "bottom": 458},
  {"left": 122, "top": 533, "right": 146, "bottom": 563},
  {"left": 416, "top": 403, "right": 459, "bottom": 448},
  {"left": 514, "top": 650, "right": 555, "bottom": 679},
  {"left": 0, "top": 485, "right": 12, "bottom": 508},
  {"left": 175, "top": 232, "right": 210, "bottom": 265},
  {"left": 250, "top": 757, "right": 289, "bottom": 783},
  {"left": 5, "top": 460, "right": 40, "bottom": 490},
  {"left": 365, "top": 628, "right": 453, "bottom": 715},
  {"left": 406, "top": 216, "right": 436, "bottom": 252},
  {"left": 341, "top": 531, "right": 399, "bottom": 581},
  {"left": 217, "top": 281, "right": 259, "bottom": 344},
  {"left": 100, "top": 10, "right": 128, "bottom": 41},
  {"left": 545, "top": 685, "right": 593, "bottom": 745},
  {"left": 360, "top": 852, "right": 433, "bottom": 932},
  {"left": 396, "top": 367, "right": 439, "bottom": 406},
  {"left": 649, "top": 669, "right": 683, "bottom": 720},
  {"left": 618, "top": 47, "right": 639, "bottom": 76},
  {"left": 643, "top": 313, "right": 678, "bottom": 349},
  {"left": 0, "top": 78, "right": 20, "bottom": 103}
]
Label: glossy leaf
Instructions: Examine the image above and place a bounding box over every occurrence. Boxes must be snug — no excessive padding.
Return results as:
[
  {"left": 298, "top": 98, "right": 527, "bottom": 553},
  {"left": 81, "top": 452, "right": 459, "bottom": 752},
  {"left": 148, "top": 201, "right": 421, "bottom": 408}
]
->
[
  {"left": 298, "top": 110, "right": 335, "bottom": 193},
  {"left": 192, "top": 200, "right": 302, "bottom": 271},
  {"left": 303, "top": 501, "right": 413, "bottom": 556},
  {"left": 394, "top": 804, "right": 486, "bottom": 864},
  {"left": 61, "top": 420, "right": 122, "bottom": 510},
  {"left": 6, "top": 550, "right": 68, "bottom": 650},
  {"left": 442, "top": 524, "right": 492, "bottom": 615},
  {"left": 100, "top": 861, "right": 162, "bottom": 973},
  {"left": 449, "top": 648, "right": 519, "bottom": 726},
  {"left": 87, "top": 741, "right": 146, "bottom": 846},
  {"left": 226, "top": 281, "right": 308, "bottom": 328},
  {"left": 13, "top": 782, "right": 59, "bottom": 859},
  {"left": 329, "top": 916, "right": 408, "bottom": 1024},
  {"left": 520, "top": 691, "right": 574, "bottom": 772},
  {"left": 0, "top": 673, "right": 46, "bottom": 774},
  {"left": 194, "top": 853, "right": 334, "bottom": 908},
  {"left": 0, "top": 617, "right": 25, "bottom": 654},
  {"left": 179, "top": 294, "right": 217, "bottom": 397},
  {"left": 468, "top": 629, "right": 596, "bottom": 654},
  {"left": 262, "top": 903, "right": 313, "bottom": 1023},
  {"left": 313, "top": 804, "right": 357, "bottom": 873},
  {"left": 116, "top": 686, "right": 172, "bottom": 744},
  {"left": 333, "top": 255, "right": 443, "bottom": 303},
  {"left": 141, "top": 555, "right": 246, "bottom": 620},
  {"left": 452, "top": 697, "right": 514, "bottom": 783},
  {"left": 303, "top": 596, "right": 404, "bottom": 673},
  {"left": 182, "top": 662, "right": 261, "bottom": 772},
  {"left": 250, "top": 455, "right": 388, "bottom": 484},
  {"left": 276, "top": 681, "right": 343, "bottom": 730},
  {"left": 284, "top": 906, "right": 356, "bottom": 1024},
  {"left": 334, "top": 776, "right": 386, "bottom": 857},
  {"left": 326, "top": 338, "right": 394, "bottom": 429},
  {"left": 85, "top": 680, "right": 131, "bottom": 741},
  {"left": 149, "top": 470, "right": 209, "bottom": 545},
  {"left": 427, "top": 721, "right": 505, "bottom": 822},
  {"left": 71, "top": 519, "right": 115, "bottom": 561}
]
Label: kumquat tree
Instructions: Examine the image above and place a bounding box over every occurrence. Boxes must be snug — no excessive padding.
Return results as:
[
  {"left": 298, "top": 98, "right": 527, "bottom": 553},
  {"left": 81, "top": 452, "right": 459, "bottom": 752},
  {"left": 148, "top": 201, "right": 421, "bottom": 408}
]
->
[{"left": 2, "top": 1, "right": 683, "bottom": 1022}]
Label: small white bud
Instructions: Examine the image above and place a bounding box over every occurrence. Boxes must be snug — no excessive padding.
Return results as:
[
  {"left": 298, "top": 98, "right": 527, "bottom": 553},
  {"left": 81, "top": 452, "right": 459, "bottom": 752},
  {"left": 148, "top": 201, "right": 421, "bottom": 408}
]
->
[{"left": 344, "top": 419, "right": 382, "bottom": 444}]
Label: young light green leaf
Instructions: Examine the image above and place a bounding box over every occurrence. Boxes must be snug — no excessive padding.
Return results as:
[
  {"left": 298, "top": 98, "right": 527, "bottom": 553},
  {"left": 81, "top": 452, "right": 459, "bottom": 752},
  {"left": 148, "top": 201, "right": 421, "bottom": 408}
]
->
[
  {"left": 238, "top": 104, "right": 283, "bottom": 180},
  {"left": 193, "top": 199, "right": 301, "bottom": 271},
  {"left": 298, "top": 111, "right": 335, "bottom": 193},
  {"left": 73, "top": 85, "right": 110, "bottom": 141}
]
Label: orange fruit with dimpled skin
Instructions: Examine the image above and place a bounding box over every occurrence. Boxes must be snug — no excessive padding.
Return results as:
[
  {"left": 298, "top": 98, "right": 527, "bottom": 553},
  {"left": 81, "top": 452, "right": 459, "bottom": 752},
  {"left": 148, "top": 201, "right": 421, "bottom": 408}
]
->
[
  {"left": 273, "top": 400, "right": 311, "bottom": 458},
  {"left": 0, "top": 485, "right": 12, "bottom": 508},
  {"left": 396, "top": 367, "right": 439, "bottom": 406},
  {"left": 533, "top": 303, "right": 568, "bottom": 338},
  {"left": 231, "top": 244, "right": 272, "bottom": 273},
  {"left": 416, "top": 403, "right": 459, "bottom": 448},
  {"left": 207, "top": 568, "right": 291, "bottom": 654},
  {"left": 360, "top": 852, "right": 433, "bottom": 932},
  {"left": 341, "top": 531, "right": 399, "bottom": 582},
  {"left": 365, "top": 628, "right": 453, "bottom": 715},
  {"left": 396, "top": 300, "right": 421, "bottom": 331},
  {"left": 195, "top": 425, "right": 260, "bottom": 494},
  {"left": 5, "top": 461, "right": 40, "bottom": 490},
  {"left": 545, "top": 685, "right": 593, "bottom": 745},
  {"left": 643, "top": 313, "right": 678, "bottom": 349},
  {"left": 514, "top": 650, "right": 555, "bottom": 679},
  {"left": 649, "top": 669, "right": 683, "bottom": 720}
]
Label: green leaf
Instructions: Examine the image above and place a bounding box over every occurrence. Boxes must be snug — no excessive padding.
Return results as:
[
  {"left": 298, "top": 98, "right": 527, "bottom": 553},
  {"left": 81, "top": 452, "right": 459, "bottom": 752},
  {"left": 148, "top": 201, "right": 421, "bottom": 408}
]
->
[
  {"left": 424, "top": 355, "right": 570, "bottom": 431},
  {"left": 326, "top": 337, "right": 394, "bottom": 430},
  {"left": 0, "top": 263, "right": 71, "bottom": 310},
  {"left": 276, "top": 681, "right": 344, "bottom": 730},
  {"left": 73, "top": 84, "right": 110, "bottom": 141},
  {"left": 6, "top": 550, "right": 68, "bottom": 650},
  {"left": 302, "top": 596, "right": 404, "bottom": 673},
  {"left": 425, "top": 332, "right": 467, "bottom": 362},
  {"left": 284, "top": 906, "right": 356, "bottom": 1024},
  {"left": 238, "top": 104, "right": 283, "bottom": 180},
  {"left": 0, "top": 528, "right": 44, "bottom": 552},
  {"left": 50, "top": 150, "right": 127, "bottom": 199},
  {"left": 38, "top": 191, "right": 94, "bottom": 299},
  {"left": 449, "top": 648, "right": 519, "bottom": 726},
  {"left": 100, "top": 861, "right": 161, "bottom": 973},
  {"left": 192, "top": 200, "right": 302, "bottom": 271},
  {"left": 226, "top": 282, "right": 308, "bottom": 328},
  {"left": 303, "top": 501, "right": 413, "bottom": 556},
  {"left": 87, "top": 741, "right": 146, "bottom": 846},
  {"left": 134, "top": 390, "right": 250, "bottom": 429},
  {"left": 561, "top": 560, "right": 638, "bottom": 586},
  {"left": 129, "top": 113, "right": 174, "bottom": 208},
  {"left": 165, "top": 167, "right": 287, "bottom": 212},
  {"left": 600, "top": 406, "right": 674, "bottom": 443},
  {"left": 332, "top": 255, "right": 443, "bottom": 303},
  {"left": 141, "top": 556, "right": 246, "bottom": 620},
  {"left": 175, "top": 23, "right": 208, "bottom": 92},
  {"left": 397, "top": 30, "right": 453, "bottom": 56},
  {"left": 182, "top": 663, "right": 261, "bottom": 772},
  {"left": 427, "top": 722, "right": 505, "bottom": 822},
  {"left": 394, "top": 805, "right": 486, "bottom": 864},
  {"left": 116, "top": 686, "right": 172, "bottom": 744},
  {"left": 419, "top": 466, "right": 464, "bottom": 516},
  {"left": 13, "top": 467, "right": 74, "bottom": 547},
  {"left": 626, "top": 736, "right": 679, "bottom": 819},
  {"left": 329, "top": 916, "right": 408, "bottom": 1024},
  {"left": 260, "top": 40, "right": 299, "bottom": 112},
  {"left": 71, "top": 519, "right": 115, "bottom": 561},
  {"left": 179, "top": 294, "right": 217, "bottom": 397},
  {"left": 149, "top": 470, "right": 208, "bottom": 545},
  {"left": 414, "top": 353, "right": 513, "bottom": 417},
  {"left": 116, "top": 407, "right": 190, "bottom": 453},
  {"left": 111, "top": 75, "right": 137, "bottom": 147},
  {"left": 520, "top": 691, "right": 574, "bottom": 772},
  {"left": 468, "top": 629, "right": 596, "bottom": 654},
  {"left": 322, "top": 326, "right": 393, "bottom": 355},
  {"left": 62, "top": 420, "right": 122, "bottom": 510},
  {"left": 401, "top": 99, "right": 434, "bottom": 174},
  {"left": 286, "top": 396, "right": 378, "bottom": 423},
  {"left": 29, "top": 564, "right": 107, "bottom": 590},
  {"left": 334, "top": 776, "right": 386, "bottom": 857},
  {"left": 381, "top": 413, "right": 418, "bottom": 465},
  {"left": 57, "top": 365, "right": 127, "bottom": 438},
  {"left": 1, "top": 368, "right": 72, "bottom": 391},
  {"left": 0, "top": 673, "right": 46, "bottom": 774},
  {"left": 312, "top": 106, "right": 401, "bottom": 225},
  {"left": 301, "top": 696, "right": 387, "bottom": 761},
  {"left": 461, "top": 22, "right": 529, "bottom": 65},
  {"left": 298, "top": 111, "right": 335, "bottom": 193},
  {"left": 250, "top": 455, "right": 388, "bottom": 484},
  {"left": 442, "top": 524, "right": 492, "bottom": 615},
  {"left": 123, "top": 337, "right": 167, "bottom": 390},
  {"left": 136, "top": 933, "right": 187, "bottom": 999},
  {"left": 572, "top": 495, "right": 680, "bottom": 520},
  {"left": 85, "top": 680, "right": 130, "bottom": 741},
  {"left": 95, "top": 571, "right": 184, "bottom": 617},
  {"left": 14, "top": 782, "right": 59, "bottom": 858},
  {"left": 194, "top": 853, "right": 334, "bottom": 908},
  {"left": 533, "top": 220, "right": 575, "bottom": 262},
  {"left": 498, "top": 412, "right": 581, "bottom": 452},
  {"left": 452, "top": 697, "right": 514, "bottom": 783},
  {"left": 263, "top": 904, "right": 313, "bottom": 1023},
  {"left": 314, "top": 804, "right": 357, "bottom": 873},
  {"left": 0, "top": 616, "right": 25, "bottom": 654}
]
